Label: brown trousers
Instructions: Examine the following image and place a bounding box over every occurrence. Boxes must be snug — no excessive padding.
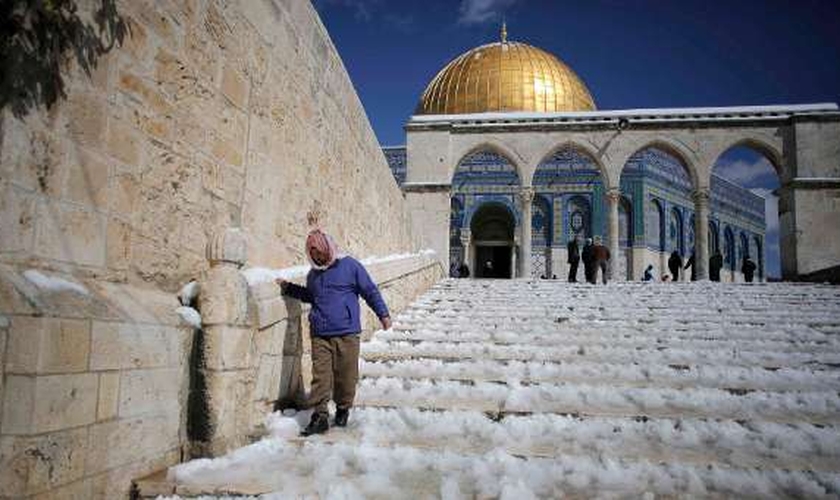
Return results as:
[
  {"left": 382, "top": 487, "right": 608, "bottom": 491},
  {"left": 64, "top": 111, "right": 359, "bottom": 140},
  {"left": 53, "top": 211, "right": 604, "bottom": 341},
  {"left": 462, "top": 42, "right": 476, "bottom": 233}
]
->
[{"left": 309, "top": 334, "right": 360, "bottom": 415}]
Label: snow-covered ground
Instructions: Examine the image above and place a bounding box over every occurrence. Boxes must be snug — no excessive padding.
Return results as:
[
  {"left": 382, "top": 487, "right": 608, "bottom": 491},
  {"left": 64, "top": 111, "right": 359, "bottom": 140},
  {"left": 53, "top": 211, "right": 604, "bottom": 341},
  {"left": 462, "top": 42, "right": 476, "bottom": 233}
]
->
[{"left": 162, "top": 280, "right": 840, "bottom": 499}]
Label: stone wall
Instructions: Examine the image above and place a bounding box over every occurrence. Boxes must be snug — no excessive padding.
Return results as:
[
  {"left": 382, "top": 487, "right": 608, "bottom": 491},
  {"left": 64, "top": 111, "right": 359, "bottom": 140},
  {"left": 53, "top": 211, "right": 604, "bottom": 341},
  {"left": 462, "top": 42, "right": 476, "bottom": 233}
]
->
[{"left": 0, "top": 0, "right": 434, "bottom": 498}]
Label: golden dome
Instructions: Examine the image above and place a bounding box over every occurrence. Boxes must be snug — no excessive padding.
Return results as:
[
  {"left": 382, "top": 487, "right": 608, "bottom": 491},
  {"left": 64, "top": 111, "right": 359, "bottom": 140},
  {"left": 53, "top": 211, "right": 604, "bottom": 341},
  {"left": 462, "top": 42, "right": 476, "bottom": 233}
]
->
[{"left": 416, "top": 33, "right": 596, "bottom": 115}]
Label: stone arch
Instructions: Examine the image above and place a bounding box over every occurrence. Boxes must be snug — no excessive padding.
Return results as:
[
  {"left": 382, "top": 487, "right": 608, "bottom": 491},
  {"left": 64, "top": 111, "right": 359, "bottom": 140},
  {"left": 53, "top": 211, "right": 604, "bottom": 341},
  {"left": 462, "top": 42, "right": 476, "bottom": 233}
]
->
[
  {"left": 463, "top": 195, "right": 519, "bottom": 230},
  {"left": 708, "top": 136, "right": 785, "bottom": 180},
  {"left": 616, "top": 138, "right": 700, "bottom": 191},
  {"left": 450, "top": 141, "right": 525, "bottom": 185},
  {"left": 647, "top": 197, "right": 665, "bottom": 251},
  {"left": 532, "top": 141, "right": 610, "bottom": 187},
  {"left": 709, "top": 220, "right": 720, "bottom": 253},
  {"left": 669, "top": 207, "right": 685, "bottom": 255},
  {"left": 724, "top": 226, "right": 736, "bottom": 271},
  {"left": 566, "top": 195, "right": 593, "bottom": 239}
]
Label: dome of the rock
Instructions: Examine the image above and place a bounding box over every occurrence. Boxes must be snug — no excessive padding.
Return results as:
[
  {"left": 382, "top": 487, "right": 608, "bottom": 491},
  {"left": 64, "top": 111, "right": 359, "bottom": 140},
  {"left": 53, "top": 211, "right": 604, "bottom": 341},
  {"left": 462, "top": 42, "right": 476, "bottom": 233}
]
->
[{"left": 416, "top": 28, "right": 596, "bottom": 115}]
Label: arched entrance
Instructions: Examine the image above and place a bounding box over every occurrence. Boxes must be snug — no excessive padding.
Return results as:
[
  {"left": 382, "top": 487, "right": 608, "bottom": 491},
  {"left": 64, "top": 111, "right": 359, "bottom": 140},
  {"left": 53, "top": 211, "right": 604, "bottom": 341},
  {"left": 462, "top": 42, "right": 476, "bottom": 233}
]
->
[{"left": 471, "top": 202, "right": 516, "bottom": 278}]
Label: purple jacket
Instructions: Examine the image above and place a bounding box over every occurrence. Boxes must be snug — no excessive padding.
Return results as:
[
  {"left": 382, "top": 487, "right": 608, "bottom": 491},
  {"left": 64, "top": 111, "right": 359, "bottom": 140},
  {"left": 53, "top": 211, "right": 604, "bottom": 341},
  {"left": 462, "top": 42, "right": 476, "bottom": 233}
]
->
[{"left": 281, "top": 257, "right": 389, "bottom": 337}]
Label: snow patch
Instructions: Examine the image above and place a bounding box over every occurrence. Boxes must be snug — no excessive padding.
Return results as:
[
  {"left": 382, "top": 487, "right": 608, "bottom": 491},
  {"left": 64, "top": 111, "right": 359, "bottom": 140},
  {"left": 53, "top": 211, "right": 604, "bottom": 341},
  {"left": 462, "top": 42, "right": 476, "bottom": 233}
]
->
[
  {"left": 243, "top": 250, "right": 438, "bottom": 286},
  {"left": 178, "top": 280, "right": 199, "bottom": 306},
  {"left": 22, "top": 269, "right": 89, "bottom": 295},
  {"left": 176, "top": 306, "right": 202, "bottom": 329}
]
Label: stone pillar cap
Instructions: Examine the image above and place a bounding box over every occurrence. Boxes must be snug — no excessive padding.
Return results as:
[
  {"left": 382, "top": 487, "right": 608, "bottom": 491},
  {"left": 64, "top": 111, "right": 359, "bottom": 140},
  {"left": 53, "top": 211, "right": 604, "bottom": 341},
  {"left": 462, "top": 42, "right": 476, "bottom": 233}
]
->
[{"left": 207, "top": 228, "right": 247, "bottom": 267}]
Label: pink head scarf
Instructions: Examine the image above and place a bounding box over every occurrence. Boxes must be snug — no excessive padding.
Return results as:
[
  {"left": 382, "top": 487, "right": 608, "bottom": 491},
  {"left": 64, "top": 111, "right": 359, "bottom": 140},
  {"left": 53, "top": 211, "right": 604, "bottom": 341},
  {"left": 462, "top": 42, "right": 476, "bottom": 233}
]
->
[{"left": 305, "top": 229, "right": 340, "bottom": 270}]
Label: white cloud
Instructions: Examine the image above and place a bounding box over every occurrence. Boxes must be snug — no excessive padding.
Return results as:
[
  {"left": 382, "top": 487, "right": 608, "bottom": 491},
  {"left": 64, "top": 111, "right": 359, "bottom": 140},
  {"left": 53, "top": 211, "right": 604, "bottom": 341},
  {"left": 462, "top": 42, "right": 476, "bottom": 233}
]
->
[
  {"left": 458, "top": 0, "right": 518, "bottom": 25},
  {"left": 714, "top": 157, "right": 777, "bottom": 187}
]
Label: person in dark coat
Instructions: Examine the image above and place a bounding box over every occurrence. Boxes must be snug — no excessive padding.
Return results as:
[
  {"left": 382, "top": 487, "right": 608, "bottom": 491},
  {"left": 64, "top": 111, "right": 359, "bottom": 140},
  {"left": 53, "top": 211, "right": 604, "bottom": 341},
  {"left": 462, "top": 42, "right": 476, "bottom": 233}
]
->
[
  {"left": 567, "top": 236, "right": 580, "bottom": 282},
  {"left": 592, "top": 237, "right": 611, "bottom": 284},
  {"left": 277, "top": 229, "right": 391, "bottom": 436},
  {"left": 581, "top": 238, "right": 595, "bottom": 284},
  {"left": 642, "top": 264, "right": 654, "bottom": 282},
  {"left": 742, "top": 256, "right": 757, "bottom": 283},
  {"left": 668, "top": 251, "right": 682, "bottom": 282},
  {"left": 709, "top": 250, "right": 723, "bottom": 282},
  {"left": 684, "top": 253, "right": 696, "bottom": 281},
  {"left": 458, "top": 263, "right": 470, "bottom": 278}
]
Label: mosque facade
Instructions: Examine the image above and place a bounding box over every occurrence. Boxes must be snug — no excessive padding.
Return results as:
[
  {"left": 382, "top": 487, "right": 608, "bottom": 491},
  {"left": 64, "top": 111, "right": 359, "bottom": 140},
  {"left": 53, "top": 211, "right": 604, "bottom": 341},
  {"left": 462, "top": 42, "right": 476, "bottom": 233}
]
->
[{"left": 384, "top": 27, "right": 768, "bottom": 281}]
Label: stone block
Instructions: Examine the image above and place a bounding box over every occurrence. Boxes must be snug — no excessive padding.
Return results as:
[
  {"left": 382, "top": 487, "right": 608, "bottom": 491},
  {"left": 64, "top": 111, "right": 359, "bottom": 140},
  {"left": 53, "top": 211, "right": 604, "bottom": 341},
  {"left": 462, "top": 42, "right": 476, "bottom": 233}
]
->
[
  {"left": 96, "top": 371, "right": 120, "bottom": 421},
  {"left": 85, "top": 415, "right": 179, "bottom": 475},
  {"left": 0, "top": 266, "right": 37, "bottom": 315},
  {"left": 90, "top": 447, "right": 180, "bottom": 500},
  {"left": 34, "top": 201, "right": 107, "bottom": 267},
  {"left": 5, "top": 316, "right": 90, "bottom": 374},
  {"left": 221, "top": 64, "right": 249, "bottom": 109},
  {"left": 65, "top": 91, "right": 107, "bottom": 148},
  {"left": 0, "top": 183, "right": 37, "bottom": 253},
  {"left": 204, "top": 325, "right": 254, "bottom": 370},
  {"left": 254, "top": 320, "right": 288, "bottom": 356},
  {"left": 64, "top": 147, "right": 110, "bottom": 209},
  {"left": 117, "top": 368, "right": 182, "bottom": 418},
  {"left": 91, "top": 281, "right": 181, "bottom": 326},
  {"left": 2, "top": 373, "right": 97, "bottom": 435},
  {"left": 0, "top": 428, "right": 89, "bottom": 497},
  {"left": 90, "top": 321, "right": 186, "bottom": 370},
  {"left": 31, "top": 478, "right": 92, "bottom": 500},
  {"left": 106, "top": 218, "right": 132, "bottom": 270},
  {"left": 106, "top": 118, "right": 142, "bottom": 167},
  {"left": 253, "top": 354, "right": 282, "bottom": 402},
  {"left": 206, "top": 369, "right": 255, "bottom": 442},
  {"left": 109, "top": 171, "right": 139, "bottom": 216}
]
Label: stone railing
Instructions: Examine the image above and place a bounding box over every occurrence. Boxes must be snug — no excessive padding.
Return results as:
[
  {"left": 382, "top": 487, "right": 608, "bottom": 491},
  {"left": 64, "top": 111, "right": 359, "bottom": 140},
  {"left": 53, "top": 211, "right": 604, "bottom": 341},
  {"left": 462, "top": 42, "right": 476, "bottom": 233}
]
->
[{"left": 194, "top": 229, "right": 443, "bottom": 457}]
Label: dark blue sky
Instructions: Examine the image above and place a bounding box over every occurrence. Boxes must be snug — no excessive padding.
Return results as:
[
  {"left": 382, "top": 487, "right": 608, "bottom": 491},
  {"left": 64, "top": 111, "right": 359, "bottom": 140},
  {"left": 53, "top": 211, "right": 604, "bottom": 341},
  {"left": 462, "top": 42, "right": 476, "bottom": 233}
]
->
[{"left": 315, "top": 0, "right": 840, "bottom": 146}]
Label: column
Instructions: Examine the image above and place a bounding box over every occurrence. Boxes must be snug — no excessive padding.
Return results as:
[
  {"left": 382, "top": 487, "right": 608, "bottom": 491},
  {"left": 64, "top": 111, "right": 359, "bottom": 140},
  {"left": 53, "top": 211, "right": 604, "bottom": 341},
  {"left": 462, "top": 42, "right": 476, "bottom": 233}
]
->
[
  {"left": 693, "top": 189, "right": 710, "bottom": 280},
  {"left": 519, "top": 187, "right": 535, "bottom": 279},
  {"left": 460, "top": 229, "right": 471, "bottom": 276},
  {"left": 606, "top": 188, "right": 621, "bottom": 282}
]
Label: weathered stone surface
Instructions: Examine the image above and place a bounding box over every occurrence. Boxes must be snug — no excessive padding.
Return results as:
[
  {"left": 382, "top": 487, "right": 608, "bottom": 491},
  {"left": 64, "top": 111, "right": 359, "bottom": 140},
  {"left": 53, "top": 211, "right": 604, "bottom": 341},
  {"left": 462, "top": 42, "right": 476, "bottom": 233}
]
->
[
  {"left": 91, "top": 281, "right": 181, "bottom": 326},
  {"left": 2, "top": 374, "right": 97, "bottom": 435},
  {"left": 254, "top": 320, "right": 289, "bottom": 356},
  {"left": 204, "top": 326, "right": 254, "bottom": 371},
  {"left": 118, "top": 368, "right": 182, "bottom": 418},
  {"left": 198, "top": 266, "right": 249, "bottom": 326},
  {"left": 96, "top": 371, "right": 120, "bottom": 421},
  {"left": 90, "top": 321, "right": 185, "bottom": 370},
  {"left": 0, "top": 183, "right": 38, "bottom": 253},
  {"left": 85, "top": 415, "right": 179, "bottom": 474},
  {"left": 0, "top": 427, "right": 89, "bottom": 497},
  {"left": 5, "top": 316, "right": 90, "bottom": 374},
  {"left": 64, "top": 147, "right": 111, "bottom": 210},
  {"left": 34, "top": 201, "right": 107, "bottom": 267}
]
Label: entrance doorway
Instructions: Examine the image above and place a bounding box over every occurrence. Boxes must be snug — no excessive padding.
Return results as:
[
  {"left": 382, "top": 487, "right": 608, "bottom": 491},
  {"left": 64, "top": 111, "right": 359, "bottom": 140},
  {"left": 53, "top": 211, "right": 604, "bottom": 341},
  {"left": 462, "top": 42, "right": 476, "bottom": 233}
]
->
[
  {"left": 476, "top": 245, "right": 512, "bottom": 278},
  {"left": 471, "top": 202, "right": 516, "bottom": 279}
]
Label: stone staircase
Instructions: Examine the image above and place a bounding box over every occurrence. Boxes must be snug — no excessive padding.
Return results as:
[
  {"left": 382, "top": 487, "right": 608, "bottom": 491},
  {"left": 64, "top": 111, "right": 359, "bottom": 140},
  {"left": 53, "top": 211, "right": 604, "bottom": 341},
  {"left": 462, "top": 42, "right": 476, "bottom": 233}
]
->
[{"left": 153, "top": 279, "right": 840, "bottom": 498}]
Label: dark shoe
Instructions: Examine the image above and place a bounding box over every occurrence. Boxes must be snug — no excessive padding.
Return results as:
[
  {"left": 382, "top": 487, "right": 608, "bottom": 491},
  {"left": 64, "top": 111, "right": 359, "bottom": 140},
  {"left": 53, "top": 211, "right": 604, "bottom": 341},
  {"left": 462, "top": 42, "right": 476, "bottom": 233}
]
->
[
  {"left": 301, "top": 412, "right": 329, "bottom": 436},
  {"left": 334, "top": 408, "right": 350, "bottom": 427}
]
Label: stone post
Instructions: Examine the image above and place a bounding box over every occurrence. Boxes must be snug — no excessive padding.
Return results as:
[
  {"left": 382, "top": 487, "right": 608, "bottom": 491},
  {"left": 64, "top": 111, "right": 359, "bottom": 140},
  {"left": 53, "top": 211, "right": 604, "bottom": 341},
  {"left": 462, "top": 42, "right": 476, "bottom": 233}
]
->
[
  {"left": 693, "top": 189, "right": 711, "bottom": 280},
  {"left": 606, "top": 188, "right": 621, "bottom": 282},
  {"left": 195, "top": 227, "right": 255, "bottom": 456},
  {"left": 519, "top": 187, "right": 535, "bottom": 279}
]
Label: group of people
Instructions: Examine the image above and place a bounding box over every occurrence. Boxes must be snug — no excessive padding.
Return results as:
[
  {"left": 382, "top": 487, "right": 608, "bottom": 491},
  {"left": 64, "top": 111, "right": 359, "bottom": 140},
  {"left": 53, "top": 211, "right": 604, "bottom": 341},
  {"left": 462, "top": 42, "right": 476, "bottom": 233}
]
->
[
  {"left": 566, "top": 236, "right": 611, "bottom": 284},
  {"left": 643, "top": 250, "right": 757, "bottom": 283}
]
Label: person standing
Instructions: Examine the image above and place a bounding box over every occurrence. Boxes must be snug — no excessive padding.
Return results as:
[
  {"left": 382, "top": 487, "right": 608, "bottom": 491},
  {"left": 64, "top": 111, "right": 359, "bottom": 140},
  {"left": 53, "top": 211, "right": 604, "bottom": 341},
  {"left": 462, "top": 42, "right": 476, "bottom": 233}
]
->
[
  {"left": 684, "top": 253, "right": 696, "bottom": 281},
  {"left": 567, "top": 235, "right": 580, "bottom": 282},
  {"left": 668, "top": 251, "right": 682, "bottom": 282},
  {"left": 742, "top": 256, "right": 757, "bottom": 283},
  {"left": 581, "top": 238, "right": 595, "bottom": 284},
  {"left": 709, "top": 250, "right": 723, "bottom": 282},
  {"left": 592, "top": 237, "right": 611, "bottom": 284},
  {"left": 277, "top": 229, "right": 391, "bottom": 436}
]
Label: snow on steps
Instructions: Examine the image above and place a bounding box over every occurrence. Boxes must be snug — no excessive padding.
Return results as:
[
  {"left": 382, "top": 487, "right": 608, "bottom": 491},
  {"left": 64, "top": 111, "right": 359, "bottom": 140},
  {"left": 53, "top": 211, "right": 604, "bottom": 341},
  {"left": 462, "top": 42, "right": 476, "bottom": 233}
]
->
[{"left": 159, "top": 280, "right": 840, "bottom": 498}]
